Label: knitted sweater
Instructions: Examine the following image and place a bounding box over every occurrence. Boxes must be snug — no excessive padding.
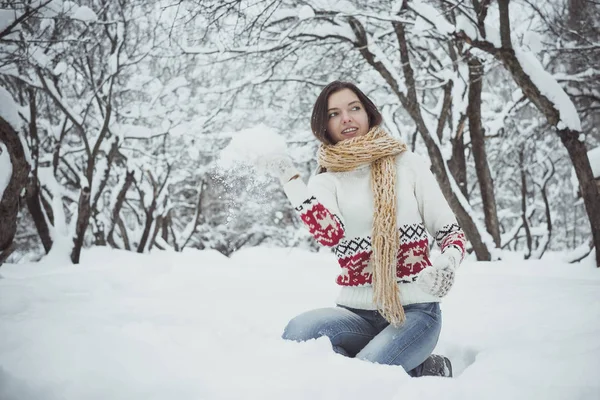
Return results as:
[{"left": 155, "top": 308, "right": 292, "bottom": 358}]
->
[{"left": 283, "top": 151, "right": 466, "bottom": 310}]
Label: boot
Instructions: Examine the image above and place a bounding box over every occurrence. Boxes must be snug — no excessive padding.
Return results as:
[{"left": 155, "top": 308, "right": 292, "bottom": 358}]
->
[{"left": 410, "top": 354, "right": 453, "bottom": 377}]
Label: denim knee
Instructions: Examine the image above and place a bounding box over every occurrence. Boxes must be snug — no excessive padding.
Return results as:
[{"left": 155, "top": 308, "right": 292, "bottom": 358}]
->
[
  {"left": 282, "top": 314, "right": 316, "bottom": 342},
  {"left": 355, "top": 303, "right": 441, "bottom": 368},
  {"left": 282, "top": 307, "right": 371, "bottom": 343}
]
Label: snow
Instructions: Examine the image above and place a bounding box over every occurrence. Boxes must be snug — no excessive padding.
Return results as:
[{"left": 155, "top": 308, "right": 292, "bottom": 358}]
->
[
  {"left": 453, "top": 17, "right": 502, "bottom": 48},
  {"left": 0, "top": 9, "right": 20, "bottom": 33},
  {"left": 483, "top": 23, "right": 502, "bottom": 48},
  {"left": 39, "top": 17, "right": 54, "bottom": 32},
  {"left": 109, "top": 52, "right": 118, "bottom": 74},
  {"left": 514, "top": 48, "right": 581, "bottom": 131},
  {"left": 0, "top": 247, "right": 599, "bottom": 400},
  {"left": 115, "top": 124, "right": 154, "bottom": 139},
  {"left": 218, "top": 124, "right": 288, "bottom": 170},
  {"left": 586, "top": 146, "right": 600, "bottom": 179},
  {"left": 412, "top": 16, "right": 429, "bottom": 33},
  {"left": 42, "top": 1, "right": 79, "bottom": 18},
  {"left": 0, "top": 141, "right": 12, "bottom": 202},
  {"left": 410, "top": 0, "right": 455, "bottom": 35},
  {"left": 298, "top": 5, "right": 315, "bottom": 20},
  {"left": 0, "top": 86, "right": 22, "bottom": 130},
  {"left": 53, "top": 61, "right": 67, "bottom": 76},
  {"left": 164, "top": 76, "right": 188, "bottom": 93},
  {"left": 455, "top": 14, "right": 478, "bottom": 40},
  {"left": 522, "top": 31, "right": 543, "bottom": 54},
  {"left": 70, "top": 6, "right": 98, "bottom": 22},
  {"left": 366, "top": 34, "right": 407, "bottom": 95},
  {"left": 305, "top": 23, "right": 356, "bottom": 42}
]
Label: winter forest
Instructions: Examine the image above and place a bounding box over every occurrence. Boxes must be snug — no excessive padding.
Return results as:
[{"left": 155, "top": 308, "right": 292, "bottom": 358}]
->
[{"left": 0, "top": 0, "right": 599, "bottom": 266}]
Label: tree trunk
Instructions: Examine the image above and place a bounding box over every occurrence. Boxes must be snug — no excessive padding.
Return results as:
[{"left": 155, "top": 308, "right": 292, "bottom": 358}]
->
[
  {"left": 149, "top": 196, "right": 169, "bottom": 251},
  {"left": 25, "top": 87, "right": 52, "bottom": 253},
  {"left": 448, "top": 115, "right": 469, "bottom": 200},
  {"left": 559, "top": 130, "right": 600, "bottom": 266},
  {"left": 137, "top": 186, "right": 158, "bottom": 253},
  {"left": 70, "top": 186, "right": 91, "bottom": 264},
  {"left": 467, "top": 57, "right": 501, "bottom": 248},
  {"left": 137, "top": 207, "right": 155, "bottom": 253},
  {"left": 117, "top": 218, "right": 131, "bottom": 251},
  {"left": 436, "top": 80, "right": 453, "bottom": 142},
  {"left": 92, "top": 212, "right": 106, "bottom": 246},
  {"left": 0, "top": 117, "right": 30, "bottom": 265},
  {"left": 390, "top": 19, "right": 491, "bottom": 260},
  {"left": 107, "top": 170, "right": 135, "bottom": 248},
  {"left": 149, "top": 214, "right": 163, "bottom": 251},
  {"left": 421, "top": 130, "right": 492, "bottom": 260},
  {"left": 519, "top": 150, "right": 532, "bottom": 258},
  {"left": 498, "top": 0, "right": 513, "bottom": 49},
  {"left": 25, "top": 181, "right": 53, "bottom": 253},
  {"left": 161, "top": 211, "right": 170, "bottom": 242}
]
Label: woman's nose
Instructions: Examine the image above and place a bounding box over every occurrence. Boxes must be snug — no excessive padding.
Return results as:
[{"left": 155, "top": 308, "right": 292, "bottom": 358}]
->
[{"left": 341, "top": 112, "right": 353, "bottom": 123}]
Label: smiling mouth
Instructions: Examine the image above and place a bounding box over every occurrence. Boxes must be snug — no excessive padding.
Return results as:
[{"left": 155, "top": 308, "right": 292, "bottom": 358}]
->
[{"left": 342, "top": 127, "right": 358, "bottom": 135}]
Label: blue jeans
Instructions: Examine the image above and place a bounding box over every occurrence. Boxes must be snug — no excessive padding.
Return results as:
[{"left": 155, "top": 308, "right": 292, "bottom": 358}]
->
[{"left": 282, "top": 302, "right": 441, "bottom": 374}]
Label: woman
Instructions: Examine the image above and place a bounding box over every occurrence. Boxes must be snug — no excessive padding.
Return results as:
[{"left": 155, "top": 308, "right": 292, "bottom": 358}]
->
[{"left": 259, "top": 81, "right": 466, "bottom": 377}]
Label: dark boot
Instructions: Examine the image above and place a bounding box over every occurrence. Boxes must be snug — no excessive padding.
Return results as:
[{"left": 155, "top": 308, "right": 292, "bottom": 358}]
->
[{"left": 409, "top": 354, "right": 453, "bottom": 377}]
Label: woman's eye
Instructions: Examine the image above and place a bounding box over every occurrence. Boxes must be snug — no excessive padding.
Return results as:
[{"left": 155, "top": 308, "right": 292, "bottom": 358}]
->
[
  {"left": 351, "top": 106, "right": 361, "bottom": 111},
  {"left": 328, "top": 112, "right": 337, "bottom": 118}
]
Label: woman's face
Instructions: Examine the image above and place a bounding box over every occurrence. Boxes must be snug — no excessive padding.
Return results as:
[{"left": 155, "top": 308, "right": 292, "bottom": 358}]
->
[{"left": 326, "top": 88, "right": 370, "bottom": 143}]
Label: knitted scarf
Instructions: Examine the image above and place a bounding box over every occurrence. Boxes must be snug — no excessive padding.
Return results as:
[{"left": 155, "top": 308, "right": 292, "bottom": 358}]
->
[{"left": 317, "top": 126, "right": 408, "bottom": 326}]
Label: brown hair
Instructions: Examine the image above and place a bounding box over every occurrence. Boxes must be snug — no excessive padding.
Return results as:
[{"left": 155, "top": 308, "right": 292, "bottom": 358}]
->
[{"left": 310, "top": 81, "right": 383, "bottom": 145}]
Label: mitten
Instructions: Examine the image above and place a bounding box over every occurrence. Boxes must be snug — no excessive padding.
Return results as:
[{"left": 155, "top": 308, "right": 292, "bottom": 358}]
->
[
  {"left": 255, "top": 154, "right": 300, "bottom": 185},
  {"left": 417, "top": 247, "right": 462, "bottom": 297}
]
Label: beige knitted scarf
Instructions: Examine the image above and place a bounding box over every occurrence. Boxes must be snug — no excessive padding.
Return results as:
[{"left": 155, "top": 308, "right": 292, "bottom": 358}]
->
[{"left": 317, "top": 126, "right": 408, "bottom": 326}]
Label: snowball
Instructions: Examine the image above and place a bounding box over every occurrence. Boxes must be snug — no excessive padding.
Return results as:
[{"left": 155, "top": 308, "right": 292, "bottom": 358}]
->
[
  {"left": 218, "top": 124, "right": 288, "bottom": 170},
  {"left": 71, "top": 6, "right": 98, "bottom": 22}
]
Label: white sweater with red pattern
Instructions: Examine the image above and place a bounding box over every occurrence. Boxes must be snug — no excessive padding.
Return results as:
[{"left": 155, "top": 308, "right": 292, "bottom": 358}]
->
[{"left": 283, "top": 151, "right": 466, "bottom": 310}]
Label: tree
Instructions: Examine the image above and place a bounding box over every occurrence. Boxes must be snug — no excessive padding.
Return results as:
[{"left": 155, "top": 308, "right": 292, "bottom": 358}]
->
[
  {"left": 449, "top": 0, "right": 600, "bottom": 266},
  {"left": 0, "top": 113, "right": 30, "bottom": 266}
]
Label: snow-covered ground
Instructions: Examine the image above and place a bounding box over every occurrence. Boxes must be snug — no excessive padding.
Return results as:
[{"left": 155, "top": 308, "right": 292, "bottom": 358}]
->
[{"left": 1, "top": 247, "right": 599, "bottom": 400}]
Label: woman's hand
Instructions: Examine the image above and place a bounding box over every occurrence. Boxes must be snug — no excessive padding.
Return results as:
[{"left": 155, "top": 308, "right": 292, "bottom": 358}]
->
[
  {"left": 416, "top": 247, "right": 462, "bottom": 297},
  {"left": 255, "top": 154, "right": 300, "bottom": 185}
]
